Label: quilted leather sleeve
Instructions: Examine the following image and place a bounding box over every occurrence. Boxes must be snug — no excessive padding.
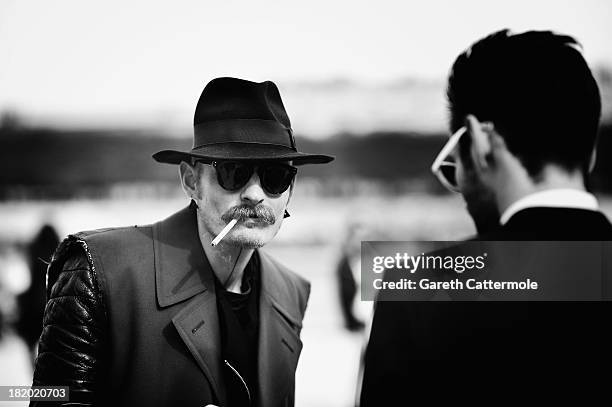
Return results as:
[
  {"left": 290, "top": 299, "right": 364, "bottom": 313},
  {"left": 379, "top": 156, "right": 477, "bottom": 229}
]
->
[{"left": 30, "top": 236, "right": 108, "bottom": 407}]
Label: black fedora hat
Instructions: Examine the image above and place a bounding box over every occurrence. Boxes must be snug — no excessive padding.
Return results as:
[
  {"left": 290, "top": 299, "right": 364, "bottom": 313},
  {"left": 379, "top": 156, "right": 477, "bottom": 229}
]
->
[{"left": 153, "top": 77, "right": 334, "bottom": 166}]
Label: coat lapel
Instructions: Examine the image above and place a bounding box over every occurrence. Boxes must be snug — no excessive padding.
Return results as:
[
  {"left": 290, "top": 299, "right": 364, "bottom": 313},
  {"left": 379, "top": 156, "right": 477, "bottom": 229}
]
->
[
  {"left": 171, "top": 291, "right": 226, "bottom": 404},
  {"left": 257, "top": 251, "right": 303, "bottom": 407},
  {"left": 153, "top": 204, "right": 226, "bottom": 405}
]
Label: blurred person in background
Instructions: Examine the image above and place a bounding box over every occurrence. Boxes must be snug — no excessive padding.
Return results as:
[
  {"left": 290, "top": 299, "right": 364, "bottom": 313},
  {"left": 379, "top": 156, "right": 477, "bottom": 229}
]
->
[
  {"left": 360, "top": 29, "right": 611, "bottom": 404},
  {"left": 336, "top": 222, "right": 369, "bottom": 332},
  {"left": 16, "top": 224, "right": 59, "bottom": 359},
  {"left": 31, "top": 77, "right": 334, "bottom": 407},
  {"left": 0, "top": 246, "right": 34, "bottom": 390}
]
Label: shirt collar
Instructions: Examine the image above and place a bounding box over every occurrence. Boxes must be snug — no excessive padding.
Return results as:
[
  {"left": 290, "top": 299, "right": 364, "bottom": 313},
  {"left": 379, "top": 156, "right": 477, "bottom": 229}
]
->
[{"left": 500, "top": 188, "right": 599, "bottom": 225}]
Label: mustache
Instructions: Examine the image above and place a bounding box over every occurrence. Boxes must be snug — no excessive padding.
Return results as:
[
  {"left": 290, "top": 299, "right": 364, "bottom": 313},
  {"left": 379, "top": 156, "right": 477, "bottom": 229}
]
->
[{"left": 221, "top": 204, "right": 276, "bottom": 225}]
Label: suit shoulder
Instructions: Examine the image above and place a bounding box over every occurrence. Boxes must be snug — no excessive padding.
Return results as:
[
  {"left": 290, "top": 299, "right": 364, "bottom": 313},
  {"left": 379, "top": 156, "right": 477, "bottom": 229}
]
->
[
  {"left": 75, "top": 223, "right": 153, "bottom": 242},
  {"left": 72, "top": 224, "right": 154, "bottom": 251},
  {"left": 64, "top": 225, "right": 155, "bottom": 285}
]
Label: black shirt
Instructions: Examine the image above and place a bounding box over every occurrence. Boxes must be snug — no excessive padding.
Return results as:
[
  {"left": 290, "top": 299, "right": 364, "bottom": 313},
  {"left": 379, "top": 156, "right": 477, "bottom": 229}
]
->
[{"left": 215, "top": 252, "right": 260, "bottom": 407}]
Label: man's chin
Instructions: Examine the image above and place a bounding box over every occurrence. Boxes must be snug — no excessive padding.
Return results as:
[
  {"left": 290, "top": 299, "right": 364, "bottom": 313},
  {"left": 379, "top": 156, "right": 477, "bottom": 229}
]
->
[
  {"left": 226, "top": 229, "right": 274, "bottom": 249},
  {"left": 231, "top": 238, "right": 266, "bottom": 249}
]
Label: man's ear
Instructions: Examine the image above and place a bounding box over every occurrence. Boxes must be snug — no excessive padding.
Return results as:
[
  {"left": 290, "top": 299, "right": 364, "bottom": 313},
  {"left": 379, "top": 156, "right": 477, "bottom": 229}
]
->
[
  {"left": 465, "top": 115, "right": 492, "bottom": 173},
  {"left": 179, "top": 161, "right": 200, "bottom": 199}
]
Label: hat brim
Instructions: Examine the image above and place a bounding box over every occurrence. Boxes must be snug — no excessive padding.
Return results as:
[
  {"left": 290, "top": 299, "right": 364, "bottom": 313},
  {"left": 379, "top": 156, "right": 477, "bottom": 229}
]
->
[{"left": 153, "top": 143, "right": 334, "bottom": 166}]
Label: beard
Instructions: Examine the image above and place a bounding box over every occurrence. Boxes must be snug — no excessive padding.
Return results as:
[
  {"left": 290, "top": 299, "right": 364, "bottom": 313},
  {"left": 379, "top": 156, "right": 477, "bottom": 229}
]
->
[{"left": 224, "top": 233, "right": 267, "bottom": 249}]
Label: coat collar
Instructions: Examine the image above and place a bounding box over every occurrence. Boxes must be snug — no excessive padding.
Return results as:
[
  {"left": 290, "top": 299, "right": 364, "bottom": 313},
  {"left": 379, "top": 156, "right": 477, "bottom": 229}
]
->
[
  {"left": 153, "top": 203, "right": 212, "bottom": 308},
  {"left": 152, "top": 203, "right": 303, "bottom": 407},
  {"left": 152, "top": 203, "right": 302, "bottom": 322}
]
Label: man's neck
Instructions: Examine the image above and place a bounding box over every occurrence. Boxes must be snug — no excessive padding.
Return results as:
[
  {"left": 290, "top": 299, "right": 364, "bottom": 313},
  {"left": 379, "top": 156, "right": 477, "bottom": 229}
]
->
[
  {"left": 496, "top": 165, "right": 587, "bottom": 218},
  {"left": 197, "top": 222, "right": 254, "bottom": 294}
]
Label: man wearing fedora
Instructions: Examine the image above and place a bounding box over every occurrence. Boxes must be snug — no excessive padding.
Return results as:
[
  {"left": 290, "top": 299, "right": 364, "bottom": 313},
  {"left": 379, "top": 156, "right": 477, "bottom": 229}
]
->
[{"left": 31, "top": 78, "right": 334, "bottom": 407}]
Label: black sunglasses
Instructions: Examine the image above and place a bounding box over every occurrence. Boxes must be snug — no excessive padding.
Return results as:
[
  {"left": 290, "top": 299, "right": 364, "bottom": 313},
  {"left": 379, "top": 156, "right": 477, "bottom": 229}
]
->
[{"left": 196, "top": 160, "right": 297, "bottom": 195}]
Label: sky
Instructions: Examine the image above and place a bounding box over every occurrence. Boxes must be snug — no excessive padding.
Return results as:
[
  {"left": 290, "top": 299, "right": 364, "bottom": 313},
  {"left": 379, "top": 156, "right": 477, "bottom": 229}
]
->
[{"left": 1, "top": 0, "right": 611, "bottom": 135}]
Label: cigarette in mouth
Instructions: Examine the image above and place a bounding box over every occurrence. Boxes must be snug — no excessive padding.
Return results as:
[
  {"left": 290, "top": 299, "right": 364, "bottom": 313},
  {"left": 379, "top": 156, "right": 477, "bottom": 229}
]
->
[{"left": 211, "top": 219, "right": 238, "bottom": 247}]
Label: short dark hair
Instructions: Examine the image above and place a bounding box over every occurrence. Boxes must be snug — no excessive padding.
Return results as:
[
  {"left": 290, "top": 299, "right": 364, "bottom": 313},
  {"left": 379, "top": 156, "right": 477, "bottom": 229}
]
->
[{"left": 447, "top": 29, "right": 601, "bottom": 177}]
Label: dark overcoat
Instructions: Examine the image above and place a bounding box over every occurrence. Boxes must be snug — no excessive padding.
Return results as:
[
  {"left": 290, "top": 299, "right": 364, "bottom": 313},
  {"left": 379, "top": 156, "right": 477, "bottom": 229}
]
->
[{"left": 33, "top": 204, "right": 310, "bottom": 407}]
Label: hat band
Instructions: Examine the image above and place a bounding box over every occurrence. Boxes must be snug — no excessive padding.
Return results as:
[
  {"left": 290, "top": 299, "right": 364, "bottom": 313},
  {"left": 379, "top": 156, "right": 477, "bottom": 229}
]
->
[{"left": 193, "top": 119, "right": 295, "bottom": 150}]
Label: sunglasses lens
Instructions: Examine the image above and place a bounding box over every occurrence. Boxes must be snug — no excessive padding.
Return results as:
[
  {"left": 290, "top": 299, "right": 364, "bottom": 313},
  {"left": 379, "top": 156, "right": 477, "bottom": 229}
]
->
[
  {"left": 439, "top": 163, "right": 458, "bottom": 189},
  {"left": 260, "top": 164, "right": 297, "bottom": 195},
  {"left": 215, "top": 161, "right": 253, "bottom": 191}
]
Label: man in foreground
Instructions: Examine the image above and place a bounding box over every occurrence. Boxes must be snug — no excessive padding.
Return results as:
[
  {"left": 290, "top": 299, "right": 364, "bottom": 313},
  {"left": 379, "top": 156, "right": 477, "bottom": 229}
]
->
[
  {"left": 32, "top": 77, "right": 334, "bottom": 406},
  {"left": 360, "top": 30, "right": 611, "bottom": 404}
]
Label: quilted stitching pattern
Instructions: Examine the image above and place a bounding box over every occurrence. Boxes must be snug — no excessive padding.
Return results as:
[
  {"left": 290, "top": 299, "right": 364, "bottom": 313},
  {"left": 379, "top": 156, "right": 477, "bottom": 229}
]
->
[{"left": 31, "top": 237, "right": 108, "bottom": 407}]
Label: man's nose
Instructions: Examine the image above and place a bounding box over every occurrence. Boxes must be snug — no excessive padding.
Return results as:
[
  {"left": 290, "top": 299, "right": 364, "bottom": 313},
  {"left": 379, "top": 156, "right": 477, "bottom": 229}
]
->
[{"left": 240, "top": 172, "right": 266, "bottom": 204}]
